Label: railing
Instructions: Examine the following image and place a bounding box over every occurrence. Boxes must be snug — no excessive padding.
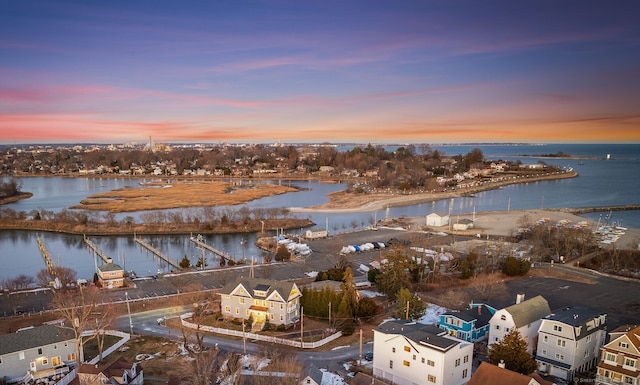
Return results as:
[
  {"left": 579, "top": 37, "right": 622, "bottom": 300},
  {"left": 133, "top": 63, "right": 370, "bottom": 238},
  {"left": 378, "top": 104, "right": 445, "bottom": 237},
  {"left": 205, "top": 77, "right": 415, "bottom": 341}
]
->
[
  {"left": 180, "top": 312, "right": 342, "bottom": 349},
  {"left": 55, "top": 369, "right": 77, "bottom": 385}
]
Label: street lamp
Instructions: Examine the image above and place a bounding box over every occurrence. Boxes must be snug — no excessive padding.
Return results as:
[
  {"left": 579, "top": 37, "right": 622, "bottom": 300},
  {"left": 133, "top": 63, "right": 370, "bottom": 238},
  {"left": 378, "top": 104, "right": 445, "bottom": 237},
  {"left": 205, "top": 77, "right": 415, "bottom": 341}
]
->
[{"left": 125, "top": 292, "right": 133, "bottom": 336}]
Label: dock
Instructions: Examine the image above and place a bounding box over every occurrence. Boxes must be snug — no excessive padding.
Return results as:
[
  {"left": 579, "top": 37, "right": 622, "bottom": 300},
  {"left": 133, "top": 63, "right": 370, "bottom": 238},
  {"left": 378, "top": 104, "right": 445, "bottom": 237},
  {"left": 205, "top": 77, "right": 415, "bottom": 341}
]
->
[
  {"left": 190, "top": 234, "right": 234, "bottom": 263},
  {"left": 84, "top": 236, "right": 110, "bottom": 263},
  {"left": 134, "top": 236, "right": 181, "bottom": 271},
  {"left": 36, "top": 234, "right": 56, "bottom": 276}
]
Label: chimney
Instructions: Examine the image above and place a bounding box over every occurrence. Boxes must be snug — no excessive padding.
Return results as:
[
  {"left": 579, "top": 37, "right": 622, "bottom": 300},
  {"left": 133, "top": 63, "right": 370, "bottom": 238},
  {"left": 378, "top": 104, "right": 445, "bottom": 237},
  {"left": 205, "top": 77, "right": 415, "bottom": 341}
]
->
[
  {"left": 516, "top": 293, "right": 525, "bottom": 304},
  {"left": 478, "top": 306, "right": 482, "bottom": 315},
  {"left": 498, "top": 360, "right": 506, "bottom": 368}
]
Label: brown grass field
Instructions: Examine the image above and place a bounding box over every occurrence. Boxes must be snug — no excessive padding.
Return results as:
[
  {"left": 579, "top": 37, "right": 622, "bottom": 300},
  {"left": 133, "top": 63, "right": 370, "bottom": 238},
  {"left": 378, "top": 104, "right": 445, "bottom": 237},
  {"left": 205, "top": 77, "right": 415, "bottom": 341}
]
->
[{"left": 71, "top": 181, "right": 299, "bottom": 212}]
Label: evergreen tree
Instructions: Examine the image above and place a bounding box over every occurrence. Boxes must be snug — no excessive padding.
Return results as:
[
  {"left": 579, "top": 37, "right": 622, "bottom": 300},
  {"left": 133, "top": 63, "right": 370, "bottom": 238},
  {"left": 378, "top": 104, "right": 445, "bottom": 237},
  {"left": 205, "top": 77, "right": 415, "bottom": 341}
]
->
[
  {"left": 179, "top": 255, "right": 191, "bottom": 269},
  {"left": 375, "top": 246, "right": 412, "bottom": 296},
  {"left": 340, "top": 267, "right": 358, "bottom": 318},
  {"left": 393, "top": 287, "right": 426, "bottom": 321},
  {"left": 488, "top": 329, "right": 537, "bottom": 375}
]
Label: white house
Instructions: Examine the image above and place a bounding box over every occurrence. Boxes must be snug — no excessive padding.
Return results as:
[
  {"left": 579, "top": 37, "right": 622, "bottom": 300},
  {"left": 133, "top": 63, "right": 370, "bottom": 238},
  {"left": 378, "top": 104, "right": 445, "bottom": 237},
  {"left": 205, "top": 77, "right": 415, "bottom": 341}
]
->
[
  {"left": 219, "top": 277, "right": 302, "bottom": 330},
  {"left": 372, "top": 320, "right": 473, "bottom": 385},
  {"left": 426, "top": 212, "right": 450, "bottom": 227},
  {"left": 535, "top": 306, "right": 607, "bottom": 382},
  {"left": 488, "top": 294, "right": 551, "bottom": 354},
  {"left": 78, "top": 356, "right": 144, "bottom": 385},
  {"left": 0, "top": 325, "right": 78, "bottom": 383}
]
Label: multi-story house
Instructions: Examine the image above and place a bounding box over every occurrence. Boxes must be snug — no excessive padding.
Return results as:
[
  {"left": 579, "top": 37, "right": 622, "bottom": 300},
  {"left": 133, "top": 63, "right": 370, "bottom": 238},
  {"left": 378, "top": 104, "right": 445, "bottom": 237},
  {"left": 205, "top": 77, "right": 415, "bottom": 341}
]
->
[
  {"left": 438, "top": 303, "right": 497, "bottom": 342},
  {"left": 467, "top": 361, "right": 554, "bottom": 385},
  {"left": 0, "top": 324, "right": 78, "bottom": 383},
  {"left": 488, "top": 294, "right": 551, "bottom": 354},
  {"left": 372, "top": 320, "right": 473, "bottom": 385},
  {"left": 535, "top": 307, "right": 607, "bottom": 381},
  {"left": 596, "top": 324, "right": 640, "bottom": 385},
  {"left": 97, "top": 258, "right": 125, "bottom": 289},
  {"left": 218, "top": 277, "right": 302, "bottom": 329},
  {"left": 79, "top": 356, "right": 144, "bottom": 385}
]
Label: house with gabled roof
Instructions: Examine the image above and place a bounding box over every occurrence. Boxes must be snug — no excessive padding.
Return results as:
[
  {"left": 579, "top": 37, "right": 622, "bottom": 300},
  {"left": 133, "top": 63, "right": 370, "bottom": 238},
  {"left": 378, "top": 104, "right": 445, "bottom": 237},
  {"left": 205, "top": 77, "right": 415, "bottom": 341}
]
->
[
  {"left": 438, "top": 303, "right": 497, "bottom": 342},
  {"left": 488, "top": 294, "right": 551, "bottom": 354},
  {"left": 78, "top": 356, "right": 143, "bottom": 385},
  {"left": 97, "top": 258, "right": 125, "bottom": 289},
  {"left": 467, "top": 361, "right": 555, "bottom": 385},
  {"left": 218, "top": 277, "right": 301, "bottom": 330},
  {"left": 535, "top": 307, "right": 606, "bottom": 382},
  {"left": 596, "top": 324, "right": 640, "bottom": 385},
  {"left": 372, "top": 320, "right": 473, "bottom": 385},
  {"left": 0, "top": 324, "right": 78, "bottom": 383}
]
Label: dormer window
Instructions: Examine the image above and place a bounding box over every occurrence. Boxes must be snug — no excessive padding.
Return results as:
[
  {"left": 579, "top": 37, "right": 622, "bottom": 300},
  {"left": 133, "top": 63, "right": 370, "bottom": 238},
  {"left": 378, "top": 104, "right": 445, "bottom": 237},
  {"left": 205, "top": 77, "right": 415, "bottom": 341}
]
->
[
  {"left": 253, "top": 284, "right": 271, "bottom": 298},
  {"left": 619, "top": 342, "right": 629, "bottom": 348}
]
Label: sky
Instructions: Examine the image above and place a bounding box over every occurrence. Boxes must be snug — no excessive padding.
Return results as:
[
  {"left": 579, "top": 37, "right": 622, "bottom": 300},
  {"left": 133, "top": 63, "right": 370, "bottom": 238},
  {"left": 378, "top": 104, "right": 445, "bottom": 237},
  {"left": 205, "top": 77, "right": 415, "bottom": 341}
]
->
[{"left": 1, "top": 1, "right": 640, "bottom": 145}]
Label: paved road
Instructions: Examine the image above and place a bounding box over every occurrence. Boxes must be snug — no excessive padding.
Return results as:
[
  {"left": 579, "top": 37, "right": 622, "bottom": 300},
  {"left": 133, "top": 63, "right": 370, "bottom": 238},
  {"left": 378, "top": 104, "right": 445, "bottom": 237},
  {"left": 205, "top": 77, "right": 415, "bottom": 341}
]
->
[{"left": 114, "top": 307, "right": 368, "bottom": 376}]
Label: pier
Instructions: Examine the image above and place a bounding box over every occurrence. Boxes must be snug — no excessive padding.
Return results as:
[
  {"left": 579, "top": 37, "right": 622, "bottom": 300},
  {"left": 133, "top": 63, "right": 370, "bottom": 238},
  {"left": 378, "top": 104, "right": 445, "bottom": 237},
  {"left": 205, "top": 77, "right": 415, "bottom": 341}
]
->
[
  {"left": 36, "top": 234, "right": 56, "bottom": 276},
  {"left": 189, "top": 234, "right": 235, "bottom": 263},
  {"left": 84, "top": 236, "right": 110, "bottom": 263},
  {"left": 134, "top": 236, "right": 181, "bottom": 271}
]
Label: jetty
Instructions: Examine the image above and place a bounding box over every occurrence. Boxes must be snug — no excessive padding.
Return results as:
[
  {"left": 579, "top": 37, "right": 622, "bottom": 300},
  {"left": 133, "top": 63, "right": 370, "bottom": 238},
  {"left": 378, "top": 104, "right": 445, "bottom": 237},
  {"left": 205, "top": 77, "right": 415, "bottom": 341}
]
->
[
  {"left": 189, "top": 234, "right": 234, "bottom": 263},
  {"left": 83, "top": 236, "right": 110, "bottom": 263},
  {"left": 36, "top": 234, "right": 56, "bottom": 276},
  {"left": 134, "top": 235, "right": 181, "bottom": 271}
]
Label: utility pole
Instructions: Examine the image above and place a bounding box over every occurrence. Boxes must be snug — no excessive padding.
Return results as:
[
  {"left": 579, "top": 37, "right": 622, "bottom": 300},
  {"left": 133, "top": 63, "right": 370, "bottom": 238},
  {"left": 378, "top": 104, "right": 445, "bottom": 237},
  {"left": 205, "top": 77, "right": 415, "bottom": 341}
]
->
[
  {"left": 406, "top": 300, "right": 410, "bottom": 320},
  {"left": 359, "top": 329, "right": 363, "bottom": 366},
  {"left": 125, "top": 291, "right": 133, "bottom": 336},
  {"left": 328, "top": 302, "right": 331, "bottom": 326},
  {"left": 300, "top": 306, "right": 304, "bottom": 348}
]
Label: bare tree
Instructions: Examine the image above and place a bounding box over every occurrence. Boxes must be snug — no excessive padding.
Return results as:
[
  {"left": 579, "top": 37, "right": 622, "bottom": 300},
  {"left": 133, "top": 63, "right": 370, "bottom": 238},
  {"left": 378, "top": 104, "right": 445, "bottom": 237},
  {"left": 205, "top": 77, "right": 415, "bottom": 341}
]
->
[
  {"left": 251, "top": 345, "right": 303, "bottom": 385},
  {"left": 52, "top": 287, "right": 112, "bottom": 367}
]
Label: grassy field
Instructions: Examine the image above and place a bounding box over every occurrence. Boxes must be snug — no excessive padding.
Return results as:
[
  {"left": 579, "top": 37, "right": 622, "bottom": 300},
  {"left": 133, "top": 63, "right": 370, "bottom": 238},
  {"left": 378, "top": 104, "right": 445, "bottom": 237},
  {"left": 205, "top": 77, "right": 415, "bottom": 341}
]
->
[{"left": 71, "top": 181, "right": 299, "bottom": 212}]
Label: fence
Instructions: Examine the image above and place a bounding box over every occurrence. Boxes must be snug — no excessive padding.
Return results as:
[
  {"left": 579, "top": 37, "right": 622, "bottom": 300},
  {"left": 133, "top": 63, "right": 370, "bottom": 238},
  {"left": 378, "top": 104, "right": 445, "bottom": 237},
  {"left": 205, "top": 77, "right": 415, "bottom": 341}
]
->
[
  {"left": 82, "top": 329, "right": 130, "bottom": 365},
  {"left": 180, "top": 312, "right": 342, "bottom": 349}
]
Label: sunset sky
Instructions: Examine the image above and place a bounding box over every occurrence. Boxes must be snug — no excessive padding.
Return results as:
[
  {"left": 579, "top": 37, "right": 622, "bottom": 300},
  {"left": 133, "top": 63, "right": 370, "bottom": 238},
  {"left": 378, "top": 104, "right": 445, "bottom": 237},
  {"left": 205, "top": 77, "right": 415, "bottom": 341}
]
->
[{"left": 1, "top": 1, "right": 639, "bottom": 144}]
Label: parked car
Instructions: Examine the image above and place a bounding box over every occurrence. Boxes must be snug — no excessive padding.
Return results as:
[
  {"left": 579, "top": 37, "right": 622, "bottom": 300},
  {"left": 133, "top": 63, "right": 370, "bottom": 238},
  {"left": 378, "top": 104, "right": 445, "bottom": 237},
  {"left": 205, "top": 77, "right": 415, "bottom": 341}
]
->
[{"left": 364, "top": 351, "right": 373, "bottom": 361}]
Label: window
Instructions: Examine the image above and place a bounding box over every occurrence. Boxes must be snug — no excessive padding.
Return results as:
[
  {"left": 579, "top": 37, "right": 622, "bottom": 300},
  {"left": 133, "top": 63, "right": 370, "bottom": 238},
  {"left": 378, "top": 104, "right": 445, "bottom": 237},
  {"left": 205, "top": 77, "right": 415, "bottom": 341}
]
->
[
  {"left": 54, "top": 345, "right": 57, "bottom": 350},
  {"left": 270, "top": 313, "right": 273, "bottom": 320},
  {"left": 239, "top": 298, "right": 245, "bottom": 304},
  {"left": 225, "top": 306, "right": 231, "bottom": 313},
  {"left": 624, "top": 358, "right": 636, "bottom": 367},
  {"left": 505, "top": 328, "right": 510, "bottom": 332},
  {"left": 421, "top": 358, "right": 425, "bottom": 364},
  {"left": 52, "top": 357, "right": 61, "bottom": 366},
  {"left": 428, "top": 375, "right": 436, "bottom": 383},
  {"left": 19, "top": 351, "right": 25, "bottom": 360},
  {"left": 625, "top": 377, "right": 634, "bottom": 384},
  {"left": 464, "top": 355, "right": 469, "bottom": 363},
  {"left": 620, "top": 342, "right": 629, "bottom": 348},
  {"left": 462, "top": 369, "right": 468, "bottom": 379},
  {"left": 389, "top": 360, "right": 393, "bottom": 369},
  {"left": 586, "top": 335, "right": 592, "bottom": 342},
  {"left": 245, "top": 309, "right": 249, "bottom": 316},
  {"left": 235, "top": 308, "right": 239, "bottom": 314},
  {"left": 495, "top": 325, "right": 500, "bottom": 330},
  {"left": 38, "top": 348, "right": 43, "bottom": 355},
  {"left": 557, "top": 339, "right": 566, "bottom": 347},
  {"left": 500, "top": 315, "right": 506, "bottom": 321},
  {"left": 542, "top": 349, "right": 547, "bottom": 355},
  {"left": 42, "top": 358, "right": 48, "bottom": 365},
  {"left": 404, "top": 346, "right": 411, "bottom": 352},
  {"left": 403, "top": 360, "right": 410, "bottom": 367},
  {"left": 555, "top": 353, "right": 565, "bottom": 360},
  {"left": 427, "top": 360, "right": 435, "bottom": 366},
  {"left": 584, "top": 350, "right": 589, "bottom": 358},
  {"left": 306, "top": 380, "right": 311, "bottom": 384},
  {"left": 392, "top": 347, "right": 396, "bottom": 353},
  {"left": 412, "top": 354, "right": 416, "bottom": 360},
  {"left": 543, "top": 335, "right": 548, "bottom": 343},
  {"left": 606, "top": 353, "right": 616, "bottom": 362},
  {"left": 280, "top": 304, "right": 283, "bottom": 309},
  {"left": 455, "top": 358, "right": 460, "bottom": 367},
  {"left": 67, "top": 353, "right": 75, "bottom": 361},
  {"left": 553, "top": 325, "right": 563, "bottom": 332},
  {"left": 494, "top": 337, "right": 499, "bottom": 342},
  {"left": 280, "top": 315, "right": 283, "bottom": 321}
]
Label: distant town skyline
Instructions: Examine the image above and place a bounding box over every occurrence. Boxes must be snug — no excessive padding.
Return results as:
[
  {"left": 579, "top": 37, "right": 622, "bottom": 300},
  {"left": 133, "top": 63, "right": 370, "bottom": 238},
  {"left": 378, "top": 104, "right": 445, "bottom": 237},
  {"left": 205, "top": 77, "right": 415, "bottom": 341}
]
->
[{"left": 1, "top": 1, "right": 639, "bottom": 144}]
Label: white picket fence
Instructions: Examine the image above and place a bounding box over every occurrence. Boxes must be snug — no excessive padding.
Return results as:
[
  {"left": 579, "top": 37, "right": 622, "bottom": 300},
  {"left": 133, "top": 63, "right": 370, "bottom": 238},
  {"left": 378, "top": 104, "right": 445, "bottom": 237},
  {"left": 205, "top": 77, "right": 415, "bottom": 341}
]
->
[
  {"left": 82, "top": 329, "right": 130, "bottom": 364},
  {"left": 180, "top": 312, "right": 342, "bottom": 349}
]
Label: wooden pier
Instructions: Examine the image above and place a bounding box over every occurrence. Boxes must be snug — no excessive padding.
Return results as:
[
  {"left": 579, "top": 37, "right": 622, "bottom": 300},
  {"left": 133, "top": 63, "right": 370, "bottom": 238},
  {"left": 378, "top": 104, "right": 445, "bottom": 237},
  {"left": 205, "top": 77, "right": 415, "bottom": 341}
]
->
[
  {"left": 36, "top": 234, "right": 56, "bottom": 276},
  {"left": 134, "top": 236, "right": 181, "bottom": 271},
  {"left": 83, "top": 236, "right": 110, "bottom": 263},
  {"left": 190, "top": 234, "right": 234, "bottom": 263}
]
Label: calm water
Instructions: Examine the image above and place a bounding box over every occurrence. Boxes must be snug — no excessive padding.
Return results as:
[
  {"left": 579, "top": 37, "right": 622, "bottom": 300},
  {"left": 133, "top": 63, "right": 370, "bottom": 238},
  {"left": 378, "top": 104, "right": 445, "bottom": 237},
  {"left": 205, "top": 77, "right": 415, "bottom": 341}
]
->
[{"left": 1, "top": 143, "right": 638, "bottom": 281}]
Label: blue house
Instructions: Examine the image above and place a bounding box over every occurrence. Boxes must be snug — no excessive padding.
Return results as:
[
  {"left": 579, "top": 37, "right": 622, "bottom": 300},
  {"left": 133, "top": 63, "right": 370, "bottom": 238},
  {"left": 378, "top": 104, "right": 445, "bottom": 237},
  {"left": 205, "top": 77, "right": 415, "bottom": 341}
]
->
[{"left": 438, "top": 303, "right": 497, "bottom": 342}]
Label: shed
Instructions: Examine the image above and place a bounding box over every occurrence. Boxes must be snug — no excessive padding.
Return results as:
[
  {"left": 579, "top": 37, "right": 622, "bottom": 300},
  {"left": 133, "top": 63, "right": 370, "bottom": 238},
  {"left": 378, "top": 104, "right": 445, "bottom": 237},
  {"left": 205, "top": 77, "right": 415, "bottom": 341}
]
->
[{"left": 426, "top": 212, "right": 450, "bottom": 227}]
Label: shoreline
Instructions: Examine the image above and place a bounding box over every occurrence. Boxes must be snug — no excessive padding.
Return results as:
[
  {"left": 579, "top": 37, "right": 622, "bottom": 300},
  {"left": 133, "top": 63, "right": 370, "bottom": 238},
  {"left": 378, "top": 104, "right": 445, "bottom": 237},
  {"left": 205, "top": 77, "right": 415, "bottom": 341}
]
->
[{"left": 290, "top": 171, "right": 579, "bottom": 213}]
